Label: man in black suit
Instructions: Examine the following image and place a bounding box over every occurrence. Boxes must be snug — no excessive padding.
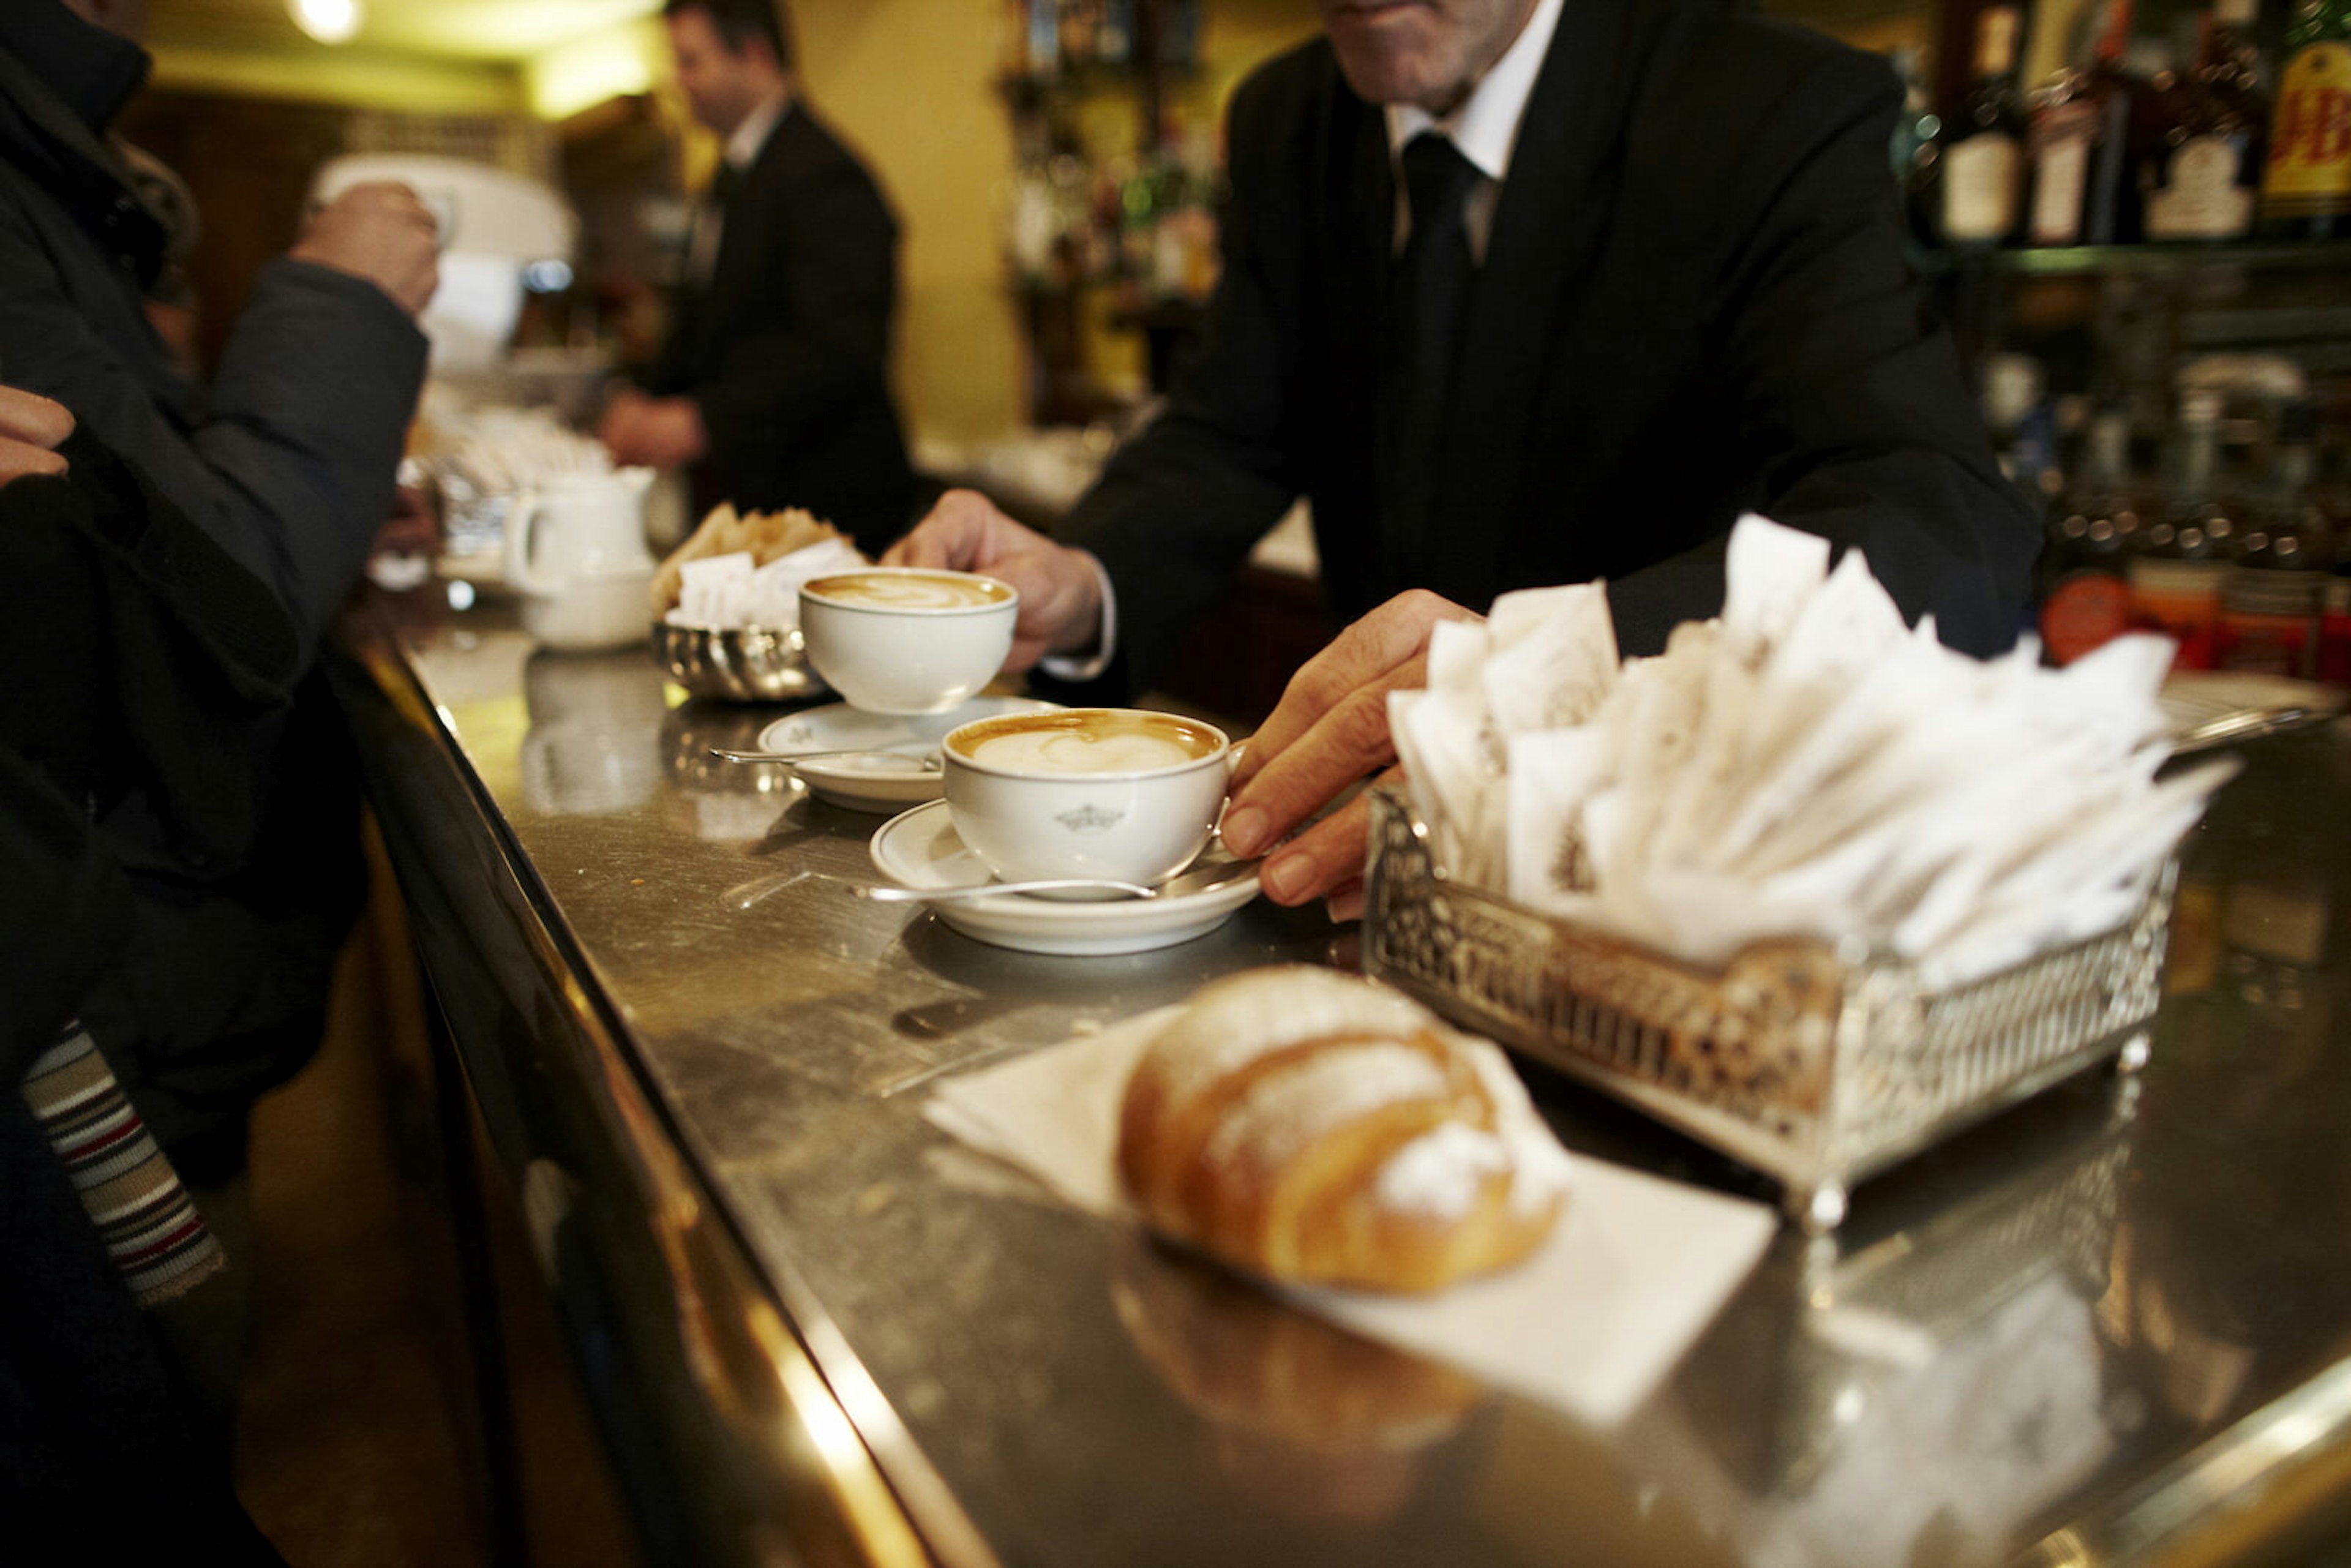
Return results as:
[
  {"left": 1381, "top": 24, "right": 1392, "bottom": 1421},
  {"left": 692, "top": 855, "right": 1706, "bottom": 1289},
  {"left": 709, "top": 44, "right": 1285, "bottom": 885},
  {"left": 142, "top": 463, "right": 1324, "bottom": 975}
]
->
[
  {"left": 891, "top": 0, "right": 2039, "bottom": 913},
  {"left": 601, "top": 0, "right": 917, "bottom": 553}
]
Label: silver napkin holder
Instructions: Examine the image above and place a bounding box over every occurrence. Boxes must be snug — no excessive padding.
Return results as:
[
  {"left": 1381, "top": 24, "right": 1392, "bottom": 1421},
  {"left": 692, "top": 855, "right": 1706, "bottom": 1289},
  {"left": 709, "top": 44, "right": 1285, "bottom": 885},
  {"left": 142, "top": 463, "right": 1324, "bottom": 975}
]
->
[{"left": 1362, "top": 787, "right": 2172, "bottom": 1231}]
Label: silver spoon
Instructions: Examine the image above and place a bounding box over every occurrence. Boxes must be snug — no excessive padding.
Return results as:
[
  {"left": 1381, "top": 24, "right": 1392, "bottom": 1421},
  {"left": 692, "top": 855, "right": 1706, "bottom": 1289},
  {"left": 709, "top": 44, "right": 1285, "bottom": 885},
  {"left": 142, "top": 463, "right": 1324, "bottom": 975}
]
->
[
  {"left": 709, "top": 746, "right": 942, "bottom": 773},
  {"left": 853, "top": 858, "right": 1262, "bottom": 906}
]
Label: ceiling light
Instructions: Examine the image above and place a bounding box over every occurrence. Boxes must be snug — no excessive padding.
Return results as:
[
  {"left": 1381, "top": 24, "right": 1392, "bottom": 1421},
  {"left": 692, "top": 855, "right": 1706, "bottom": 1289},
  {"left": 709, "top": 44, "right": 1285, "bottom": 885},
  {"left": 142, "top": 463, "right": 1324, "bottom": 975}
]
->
[{"left": 290, "top": 0, "right": 364, "bottom": 46}]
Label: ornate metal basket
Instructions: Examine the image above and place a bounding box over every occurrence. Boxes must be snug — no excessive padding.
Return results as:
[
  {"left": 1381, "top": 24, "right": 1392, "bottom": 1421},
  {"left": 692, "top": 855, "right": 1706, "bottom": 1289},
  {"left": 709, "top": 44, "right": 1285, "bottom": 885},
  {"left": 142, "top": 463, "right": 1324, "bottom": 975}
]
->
[{"left": 1362, "top": 788, "right": 2172, "bottom": 1231}]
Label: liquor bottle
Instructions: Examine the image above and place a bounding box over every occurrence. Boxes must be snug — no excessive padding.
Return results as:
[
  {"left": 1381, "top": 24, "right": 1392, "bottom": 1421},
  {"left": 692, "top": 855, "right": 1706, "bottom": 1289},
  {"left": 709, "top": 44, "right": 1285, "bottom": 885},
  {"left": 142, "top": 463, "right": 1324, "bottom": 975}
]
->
[
  {"left": 1936, "top": 6, "right": 2031, "bottom": 246},
  {"left": 2129, "top": 389, "right": 2236, "bottom": 667},
  {"left": 1097, "top": 0, "right": 1134, "bottom": 66},
  {"left": 2143, "top": 0, "right": 2271, "bottom": 240},
  {"left": 2218, "top": 400, "right": 2328, "bottom": 673},
  {"left": 2040, "top": 408, "right": 2142, "bottom": 663},
  {"left": 2260, "top": 0, "right": 2351, "bottom": 236},
  {"left": 2029, "top": 0, "right": 2145, "bottom": 246}
]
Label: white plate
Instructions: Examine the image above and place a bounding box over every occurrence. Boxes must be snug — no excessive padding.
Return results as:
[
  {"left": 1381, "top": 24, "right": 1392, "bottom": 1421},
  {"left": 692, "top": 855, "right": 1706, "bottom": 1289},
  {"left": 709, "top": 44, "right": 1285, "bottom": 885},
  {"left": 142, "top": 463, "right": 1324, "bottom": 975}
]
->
[
  {"left": 869, "top": 800, "right": 1262, "bottom": 955},
  {"left": 756, "top": 696, "right": 1059, "bottom": 812}
]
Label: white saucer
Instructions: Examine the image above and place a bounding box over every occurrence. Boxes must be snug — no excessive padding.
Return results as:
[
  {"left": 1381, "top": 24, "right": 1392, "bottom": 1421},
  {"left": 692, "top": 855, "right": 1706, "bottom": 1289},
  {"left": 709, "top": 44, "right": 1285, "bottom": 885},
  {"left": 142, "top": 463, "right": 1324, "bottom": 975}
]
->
[
  {"left": 756, "top": 696, "right": 1058, "bottom": 812},
  {"left": 869, "top": 800, "right": 1262, "bottom": 955}
]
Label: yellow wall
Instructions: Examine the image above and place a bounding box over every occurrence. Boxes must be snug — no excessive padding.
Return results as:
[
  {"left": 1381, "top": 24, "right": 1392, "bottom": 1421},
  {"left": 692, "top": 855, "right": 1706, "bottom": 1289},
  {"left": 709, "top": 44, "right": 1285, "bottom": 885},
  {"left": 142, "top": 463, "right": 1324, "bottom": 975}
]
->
[
  {"left": 793, "top": 1, "right": 1026, "bottom": 447},
  {"left": 158, "top": 1, "right": 1324, "bottom": 449},
  {"left": 793, "top": 0, "right": 1319, "bottom": 448},
  {"left": 149, "top": 44, "right": 527, "bottom": 115}
]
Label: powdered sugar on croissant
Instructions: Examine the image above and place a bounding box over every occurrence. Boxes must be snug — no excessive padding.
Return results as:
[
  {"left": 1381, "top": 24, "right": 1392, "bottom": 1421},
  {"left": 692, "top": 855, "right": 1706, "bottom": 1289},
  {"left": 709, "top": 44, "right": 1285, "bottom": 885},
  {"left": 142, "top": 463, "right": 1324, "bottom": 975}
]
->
[{"left": 1118, "top": 967, "right": 1571, "bottom": 1293}]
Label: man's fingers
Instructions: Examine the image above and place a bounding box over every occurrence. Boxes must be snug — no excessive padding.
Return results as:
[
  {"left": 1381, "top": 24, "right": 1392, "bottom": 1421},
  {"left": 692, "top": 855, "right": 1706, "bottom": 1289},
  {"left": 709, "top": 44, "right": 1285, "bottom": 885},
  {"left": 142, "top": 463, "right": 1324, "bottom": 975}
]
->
[
  {"left": 0, "top": 386, "right": 72, "bottom": 451},
  {"left": 1235, "top": 590, "right": 1477, "bottom": 789},
  {"left": 0, "top": 437, "right": 67, "bottom": 484},
  {"left": 885, "top": 489, "right": 1007, "bottom": 570},
  {"left": 1254, "top": 784, "right": 1384, "bottom": 908},
  {"left": 1221, "top": 655, "right": 1427, "bottom": 858}
]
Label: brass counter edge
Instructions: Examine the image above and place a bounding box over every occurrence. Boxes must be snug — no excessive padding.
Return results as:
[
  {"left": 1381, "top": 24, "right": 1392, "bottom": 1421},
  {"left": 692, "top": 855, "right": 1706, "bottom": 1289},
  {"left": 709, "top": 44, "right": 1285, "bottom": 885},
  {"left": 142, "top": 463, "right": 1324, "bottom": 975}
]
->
[
  {"left": 2017, "top": 1351, "right": 2351, "bottom": 1566},
  {"left": 354, "top": 630, "right": 1000, "bottom": 1568}
]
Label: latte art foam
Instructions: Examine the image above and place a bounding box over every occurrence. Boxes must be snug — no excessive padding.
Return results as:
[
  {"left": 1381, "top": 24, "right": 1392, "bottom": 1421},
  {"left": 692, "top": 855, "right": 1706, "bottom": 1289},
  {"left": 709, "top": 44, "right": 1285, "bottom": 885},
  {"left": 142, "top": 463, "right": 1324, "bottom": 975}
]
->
[
  {"left": 969, "top": 729, "right": 1198, "bottom": 774},
  {"left": 950, "top": 710, "right": 1224, "bottom": 775},
  {"left": 805, "top": 571, "right": 1012, "bottom": 611}
]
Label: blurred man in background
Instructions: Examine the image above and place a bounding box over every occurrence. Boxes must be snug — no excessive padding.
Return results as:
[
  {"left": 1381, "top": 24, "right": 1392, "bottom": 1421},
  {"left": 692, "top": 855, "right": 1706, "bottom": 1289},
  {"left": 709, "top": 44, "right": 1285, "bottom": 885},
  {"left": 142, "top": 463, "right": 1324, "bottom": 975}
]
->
[{"left": 601, "top": 0, "right": 918, "bottom": 555}]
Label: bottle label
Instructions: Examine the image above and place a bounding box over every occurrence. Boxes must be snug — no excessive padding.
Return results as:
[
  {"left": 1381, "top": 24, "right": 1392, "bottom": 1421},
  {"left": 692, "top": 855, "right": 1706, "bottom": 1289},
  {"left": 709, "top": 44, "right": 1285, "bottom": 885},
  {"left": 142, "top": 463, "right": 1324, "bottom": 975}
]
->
[
  {"left": 1976, "top": 9, "right": 2019, "bottom": 77},
  {"left": 1944, "top": 134, "right": 2022, "bottom": 239},
  {"left": 2263, "top": 43, "right": 2351, "bottom": 212},
  {"left": 2041, "top": 572, "right": 2132, "bottom": 665},
  {"left": 2147, "top": 134, "right": 2256, "bottom": 239},
  {"left": 2032, "top": 111, "right": 2094, "bottom": 244}
]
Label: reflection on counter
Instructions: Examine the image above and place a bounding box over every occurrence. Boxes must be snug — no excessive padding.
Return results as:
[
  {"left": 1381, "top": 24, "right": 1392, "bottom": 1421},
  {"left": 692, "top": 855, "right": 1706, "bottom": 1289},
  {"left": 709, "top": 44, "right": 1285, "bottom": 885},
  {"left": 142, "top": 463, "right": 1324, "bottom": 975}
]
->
[
  {"left": 520, "top": 647, "right": 668, "bottom": 816},
  {"left": 1619, "top": 1095, "right": 2139, "bottom": 1568},
  {"left": 1111, "top": 1236, "right": 1482, "bottom": 1528},
  {"left": 658, "top": 698, "right": 812, "bottom": 842}
]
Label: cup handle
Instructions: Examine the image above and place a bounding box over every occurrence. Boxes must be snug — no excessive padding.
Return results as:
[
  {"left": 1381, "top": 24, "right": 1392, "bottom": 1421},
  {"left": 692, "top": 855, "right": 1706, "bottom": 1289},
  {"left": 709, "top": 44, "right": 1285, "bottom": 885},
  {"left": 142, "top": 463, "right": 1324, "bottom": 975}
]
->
[{"left": 503, "top": 490, "right": 549, "bottom": 595}]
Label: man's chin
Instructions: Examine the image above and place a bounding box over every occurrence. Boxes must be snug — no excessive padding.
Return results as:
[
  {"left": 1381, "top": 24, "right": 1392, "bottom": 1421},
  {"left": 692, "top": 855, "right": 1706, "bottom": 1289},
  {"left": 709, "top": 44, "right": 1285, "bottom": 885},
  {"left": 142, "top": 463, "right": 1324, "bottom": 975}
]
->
[{"left": 1327, "top": 20, "right": 1456, "bottom": 109}]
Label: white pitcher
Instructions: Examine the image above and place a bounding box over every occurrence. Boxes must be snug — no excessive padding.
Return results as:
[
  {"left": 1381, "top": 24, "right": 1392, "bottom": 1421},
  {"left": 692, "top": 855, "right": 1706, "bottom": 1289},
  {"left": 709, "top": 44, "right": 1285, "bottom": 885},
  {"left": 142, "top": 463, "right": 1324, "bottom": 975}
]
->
[{"left": 504, "top": 467, "right": 658, "bottom": 651}]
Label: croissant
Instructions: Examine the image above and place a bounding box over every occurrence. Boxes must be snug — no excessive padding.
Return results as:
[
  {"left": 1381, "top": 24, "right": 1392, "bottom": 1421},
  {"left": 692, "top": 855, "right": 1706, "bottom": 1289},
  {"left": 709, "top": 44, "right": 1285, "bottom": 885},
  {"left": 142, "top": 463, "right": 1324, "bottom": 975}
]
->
[{"left": 1117, "top": 967, "right": 1572, "bottom": 1294}]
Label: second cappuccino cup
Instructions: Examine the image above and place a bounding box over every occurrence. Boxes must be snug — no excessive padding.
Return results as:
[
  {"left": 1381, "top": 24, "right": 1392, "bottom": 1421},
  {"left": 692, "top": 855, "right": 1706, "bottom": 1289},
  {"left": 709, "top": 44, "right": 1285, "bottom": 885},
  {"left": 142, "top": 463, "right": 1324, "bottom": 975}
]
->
[
  {"left": 942, "top": 708, "right": 1231, "bottom": 891},
  {"left": 798, "top": 567, "right": 1019, "bottom": 715}
]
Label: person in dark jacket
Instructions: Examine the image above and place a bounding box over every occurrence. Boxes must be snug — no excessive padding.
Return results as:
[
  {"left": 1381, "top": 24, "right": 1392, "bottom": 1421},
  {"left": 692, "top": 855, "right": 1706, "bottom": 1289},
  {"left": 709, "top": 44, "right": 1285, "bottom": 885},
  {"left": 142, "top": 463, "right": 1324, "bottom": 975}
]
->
[
  {"left": 889, "top": 0, "right": 2039, "bottom": 913},
  {"left": 598, "top": 0, "right": 918, "bottom": 553},
  {"left": 0, "top": 0, "right": 438, "bottom": 1184},
  {"left": 1, "top": 385, "right": 290, "bottom": 1563}
]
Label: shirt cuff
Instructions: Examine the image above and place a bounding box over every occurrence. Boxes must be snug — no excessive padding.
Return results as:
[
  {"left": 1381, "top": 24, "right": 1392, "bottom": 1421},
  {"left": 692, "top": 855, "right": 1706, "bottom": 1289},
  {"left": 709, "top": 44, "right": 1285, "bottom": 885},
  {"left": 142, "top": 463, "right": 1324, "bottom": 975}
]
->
[{"left": 1035, "top": 551, "right": 1118, "bottom": 683}]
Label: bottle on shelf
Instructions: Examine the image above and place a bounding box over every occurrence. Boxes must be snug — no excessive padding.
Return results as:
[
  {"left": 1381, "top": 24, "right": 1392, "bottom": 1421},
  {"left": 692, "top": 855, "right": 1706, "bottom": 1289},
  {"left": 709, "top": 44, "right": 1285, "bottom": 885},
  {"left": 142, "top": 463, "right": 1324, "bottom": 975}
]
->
[
  {"left": 2218, "top": 399, "right": 2330, "bottom": 673},
  {"left": 2142, "top": 0, "right": 2271, "bottom": 241},
  {"left": 2039, "top": 405, "right": 2144, "bottom": 664},
  {"left": 1097, "top": 0, "right": 1134, "bottom": 66},
  {"left": 1011, "top": 0, "right": 1060, "bottom": 79},
  {"left": 2028, "top": 0, "right": 2147, "bottom": 246},
  {"left": 1935, "top": 5, "right": 2031, "bottom": 247},
  {"left": 2260, "top": 0, "right": 2351, "bottom": 237},
  {"left": 1891, "top": 47, "right": 1947, "bottom": 247},
  {"left": 2129, "top": 388, "right": 2238, "bottom": 667}
]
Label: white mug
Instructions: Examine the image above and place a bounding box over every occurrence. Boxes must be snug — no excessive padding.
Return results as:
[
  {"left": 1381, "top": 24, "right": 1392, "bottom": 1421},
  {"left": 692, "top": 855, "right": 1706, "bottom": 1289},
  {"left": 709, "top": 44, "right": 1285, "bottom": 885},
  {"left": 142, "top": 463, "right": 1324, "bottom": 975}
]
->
[
  {"left": 798, "top": 567, "right": 1019, "bottom": 715},
  {"left": 504, "top": 468, "right": 658, "bottom": 652},
  {"left": 941, "top": 708, "right": 1231, "bottom": 890}
]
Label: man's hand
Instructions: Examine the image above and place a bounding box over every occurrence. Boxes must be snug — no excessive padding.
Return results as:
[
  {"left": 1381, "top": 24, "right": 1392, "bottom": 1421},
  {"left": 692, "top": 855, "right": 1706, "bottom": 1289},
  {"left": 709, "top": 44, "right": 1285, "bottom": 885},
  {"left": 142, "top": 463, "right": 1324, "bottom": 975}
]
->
[
  {"left": 1221, "top": 590, "right": 1481, "bottom": 918},
  {"left": 883, "top": 489, "right": 1103, "bottom": 670},
  {"left": 290, "top": 182, "right": 441, "bottom": 317},
  {"left": 0, "top": 385, "right": 73, "bottom": 484},
  {"left": 598, "top": 388, "right": 710, "bottom": 470}
]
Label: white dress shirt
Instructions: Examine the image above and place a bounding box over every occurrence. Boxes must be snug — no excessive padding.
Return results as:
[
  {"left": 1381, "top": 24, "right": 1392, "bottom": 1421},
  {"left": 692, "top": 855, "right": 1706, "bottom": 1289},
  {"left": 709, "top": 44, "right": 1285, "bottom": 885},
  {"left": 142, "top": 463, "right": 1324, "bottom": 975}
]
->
[
  {"left": 1385, "top": 0, "right": 1564, "bottom": 263},
  {"left": 1044, "top": 0, "right": 1562, "bottom": 684},
  {"left": 686, "top": 88, "right": 792, "bottom": 285}
]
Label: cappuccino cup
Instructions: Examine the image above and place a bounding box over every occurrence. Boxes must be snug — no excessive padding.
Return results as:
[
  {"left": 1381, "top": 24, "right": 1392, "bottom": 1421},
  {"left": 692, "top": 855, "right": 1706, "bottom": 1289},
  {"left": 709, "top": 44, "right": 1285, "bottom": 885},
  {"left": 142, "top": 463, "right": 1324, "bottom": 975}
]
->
[
  {"left": 798, "top": 568, "right": 1019, "bottom": 715},
  {"left": 941, "top": 708, "right": 1231, "bottom": 890}
]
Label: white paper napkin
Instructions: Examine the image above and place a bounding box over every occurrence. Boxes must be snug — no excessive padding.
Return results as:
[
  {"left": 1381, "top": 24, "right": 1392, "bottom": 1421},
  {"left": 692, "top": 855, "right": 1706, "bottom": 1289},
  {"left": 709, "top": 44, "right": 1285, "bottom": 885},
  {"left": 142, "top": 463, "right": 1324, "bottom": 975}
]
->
[{"left": 924, "top": 1008, "right": 1778, "bottom": 1430}]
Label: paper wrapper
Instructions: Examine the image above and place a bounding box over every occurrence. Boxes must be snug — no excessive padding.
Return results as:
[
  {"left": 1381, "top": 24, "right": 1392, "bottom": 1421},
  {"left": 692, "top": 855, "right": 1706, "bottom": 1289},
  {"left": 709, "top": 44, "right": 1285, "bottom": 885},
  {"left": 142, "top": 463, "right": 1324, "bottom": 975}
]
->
[
  {"left": 666, "top": 536, "right": 865, "bottom": 630},
  {"left": 1412, "top": 516, "right": 2235, "bottom": 989},
  {"left": 924, "top": 1008, "right": 1777, "bottom": 1431}
]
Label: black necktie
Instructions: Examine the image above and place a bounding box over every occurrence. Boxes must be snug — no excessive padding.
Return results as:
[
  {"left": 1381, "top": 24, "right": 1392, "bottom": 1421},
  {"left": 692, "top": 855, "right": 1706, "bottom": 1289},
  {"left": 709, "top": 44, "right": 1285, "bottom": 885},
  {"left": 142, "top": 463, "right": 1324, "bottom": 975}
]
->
[
  {"left": 710, "top": 159, "right": 748, "bottom": 211},
  {"left": 1379, "top": 133, "right": 1482, "bottom": 590}
]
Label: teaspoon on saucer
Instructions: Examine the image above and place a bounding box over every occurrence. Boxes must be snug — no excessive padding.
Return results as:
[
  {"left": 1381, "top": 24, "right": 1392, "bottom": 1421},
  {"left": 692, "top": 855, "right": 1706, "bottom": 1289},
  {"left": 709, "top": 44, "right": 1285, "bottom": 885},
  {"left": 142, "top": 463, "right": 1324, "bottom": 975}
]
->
[
  {"left": 710, "top": 746, "right": 942, "bottom": 773},
  {"left": 852, "top": 858, "right": 1262, "bottom": 906}
]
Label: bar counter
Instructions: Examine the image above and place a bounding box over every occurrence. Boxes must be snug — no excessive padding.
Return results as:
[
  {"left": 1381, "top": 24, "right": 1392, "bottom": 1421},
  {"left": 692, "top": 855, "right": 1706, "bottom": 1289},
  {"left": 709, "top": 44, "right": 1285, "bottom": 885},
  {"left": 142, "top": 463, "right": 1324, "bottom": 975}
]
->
[{"left": 331, "top": 591, "right": 2351, "bottom": 1568}]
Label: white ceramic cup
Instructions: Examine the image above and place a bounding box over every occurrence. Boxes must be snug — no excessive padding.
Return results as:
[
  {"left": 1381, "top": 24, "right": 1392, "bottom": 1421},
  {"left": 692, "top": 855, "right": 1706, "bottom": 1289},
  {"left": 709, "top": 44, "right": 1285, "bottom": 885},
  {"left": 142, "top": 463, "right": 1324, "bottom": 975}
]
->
[
  {"left": 504, "top": 468, "right": 659, "bottom": 652},
  {"left": 798, "top": 568, "right": 1019, "bottom": 715},
  {"left": 941, "top": 708, "right": 1232, "bottom": 890}
]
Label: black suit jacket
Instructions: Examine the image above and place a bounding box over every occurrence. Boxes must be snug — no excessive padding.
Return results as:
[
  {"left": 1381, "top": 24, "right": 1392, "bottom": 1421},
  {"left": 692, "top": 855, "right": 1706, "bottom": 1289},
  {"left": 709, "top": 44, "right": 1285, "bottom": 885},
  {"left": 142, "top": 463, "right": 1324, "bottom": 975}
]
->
[
  {"left": 646, "top": 102, "right": 917, "bottom": 555},
  {"left": 1063, "top": 0, "right": 2040, "bottom": 691}
]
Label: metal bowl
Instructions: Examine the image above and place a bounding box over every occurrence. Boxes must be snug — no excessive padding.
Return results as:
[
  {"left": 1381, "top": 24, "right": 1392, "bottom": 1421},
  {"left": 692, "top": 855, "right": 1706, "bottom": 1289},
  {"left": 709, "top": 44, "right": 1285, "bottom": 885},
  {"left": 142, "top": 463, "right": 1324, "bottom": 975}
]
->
[{"left": 652, "top": 620, "right": 828, "bottom": 703}]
